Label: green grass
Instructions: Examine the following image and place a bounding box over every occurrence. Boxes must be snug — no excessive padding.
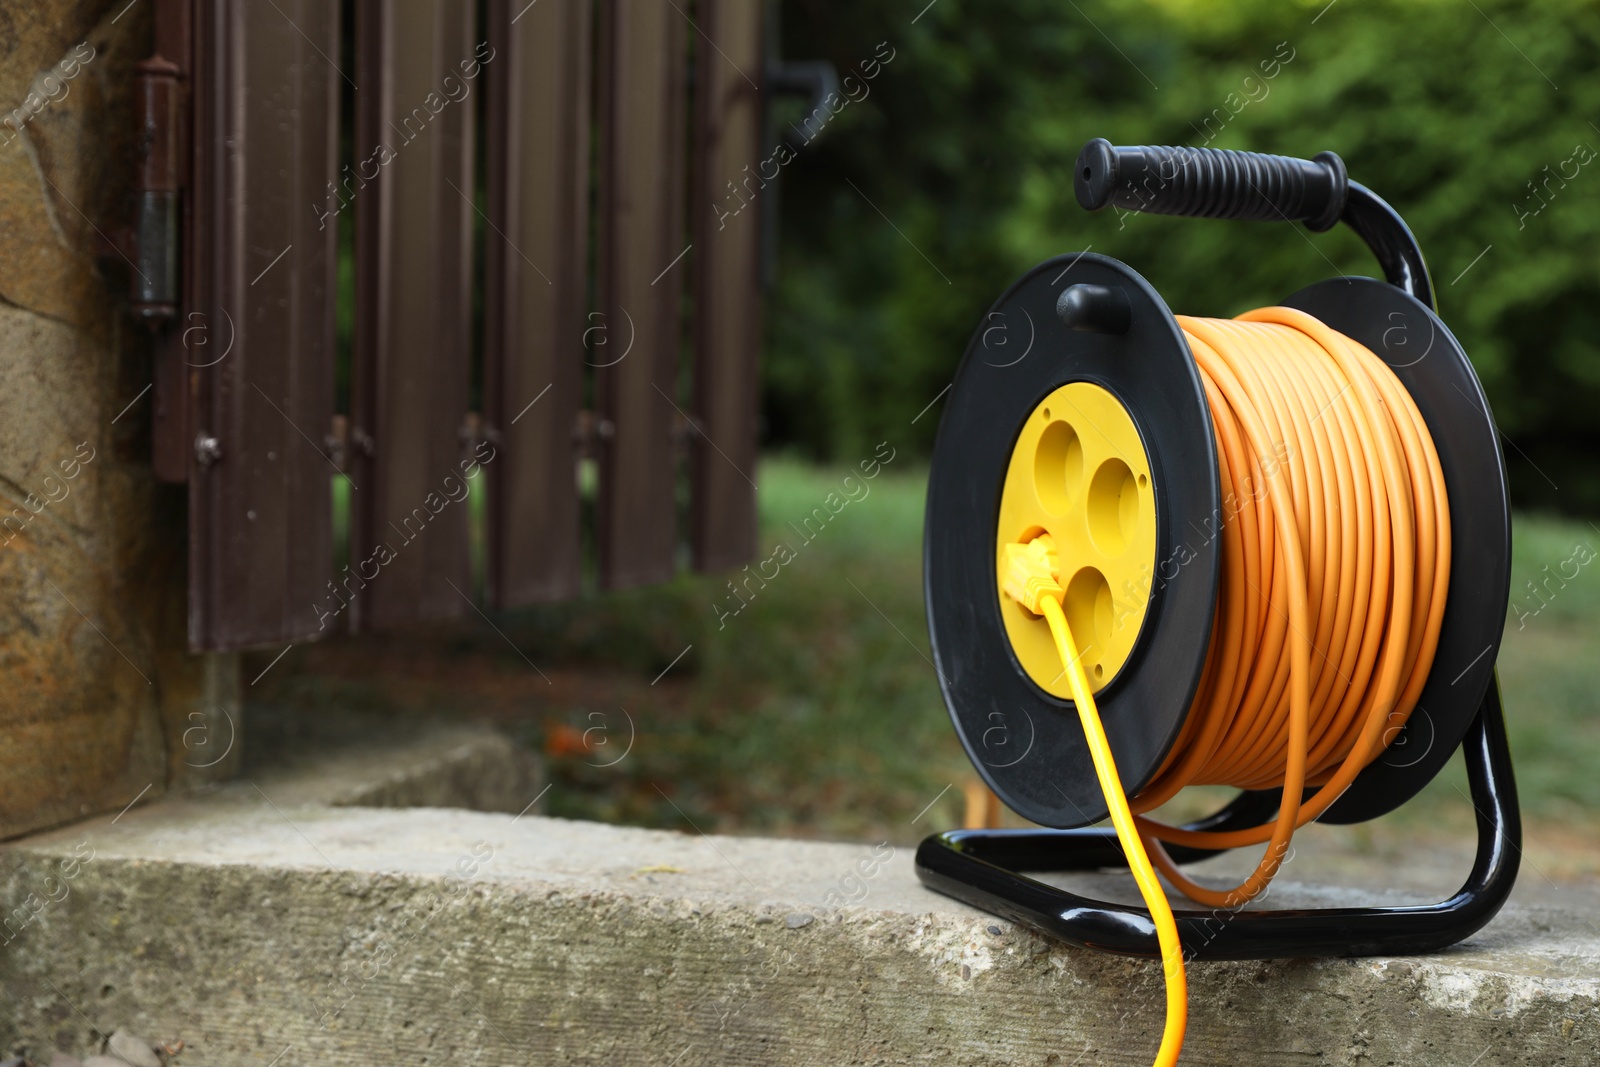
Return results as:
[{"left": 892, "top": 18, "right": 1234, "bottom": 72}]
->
[
  {"left": 294, "top": 459, "right": 1600, "bottom": 846},
  {"left": 497, "top": 455, "right": 967, "bottom": 841},
  {"left": 1493, "top": 513, "right": 1600, "bottom": 820}
]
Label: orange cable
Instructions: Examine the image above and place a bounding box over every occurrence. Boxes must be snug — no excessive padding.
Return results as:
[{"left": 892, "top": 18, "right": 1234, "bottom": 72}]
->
[{"left": 1130, "top": 308, "right": 1449, "bottom": 908}]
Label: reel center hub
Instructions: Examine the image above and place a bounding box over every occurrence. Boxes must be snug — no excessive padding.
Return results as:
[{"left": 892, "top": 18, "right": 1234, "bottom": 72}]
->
[{"left": 996, "top": 382, "right": 1157, "bottom": 696}]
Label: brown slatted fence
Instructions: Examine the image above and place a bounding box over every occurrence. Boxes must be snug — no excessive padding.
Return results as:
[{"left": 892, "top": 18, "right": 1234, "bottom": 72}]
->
[
  {"left": 595, "top": 0, "right": 690, "bottom": 591},
  {"left": 349, "top": 0, "right": 479, "bottom": 630},
  {"left": 483, "top": 0, "right": 592, "bottom": 609},
  {"left": 187, "top": 0, "right": 340, "bottom": 651},
  {"left": 691, "top": 0, "right": 765, "bottom": 572},
  {"left": 177, "top": 0, "right": 767, "bottom": 651}
]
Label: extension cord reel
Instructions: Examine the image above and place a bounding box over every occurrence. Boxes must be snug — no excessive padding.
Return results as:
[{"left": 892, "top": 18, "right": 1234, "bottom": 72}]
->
[{"left": 915, "top": 139, "right": 1519, "bottom": 1065}]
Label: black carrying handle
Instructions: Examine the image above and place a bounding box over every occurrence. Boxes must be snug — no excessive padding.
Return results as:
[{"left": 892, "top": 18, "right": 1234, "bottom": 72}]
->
[{"left": 1075, "top": 138, "right": 1349, "bottom": 233}]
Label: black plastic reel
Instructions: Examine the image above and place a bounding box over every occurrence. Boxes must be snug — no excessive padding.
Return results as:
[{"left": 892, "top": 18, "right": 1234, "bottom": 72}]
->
[
  {"left": 923, "top": 252, "right": 1220, "bottom": 830},
  {"left": 916, "top": 139, "right": 1519, "bottom": 961}
]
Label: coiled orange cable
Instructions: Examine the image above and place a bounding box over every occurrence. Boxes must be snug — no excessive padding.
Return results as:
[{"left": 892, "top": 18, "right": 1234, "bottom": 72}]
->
[
  {"left": 1014, "top": 305, "right": 1450, "bottom": 1065},
  {"left": 1135, "top": 306, "right": 1450, "bottom": 907}
]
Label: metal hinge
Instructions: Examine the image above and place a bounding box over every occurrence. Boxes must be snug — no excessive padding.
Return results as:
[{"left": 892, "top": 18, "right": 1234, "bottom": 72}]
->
[
  {"left": 672, "top": 410, "right": 704, "bottom": 454},
  {"left": 130, "top": 55, "right": 183, "bottom": 322},
  {"left": 573, "top": 409, "right": 615, "bottom": 459},
  {"left": 326, "top": 414, "right": 350, "bottom": 471}
]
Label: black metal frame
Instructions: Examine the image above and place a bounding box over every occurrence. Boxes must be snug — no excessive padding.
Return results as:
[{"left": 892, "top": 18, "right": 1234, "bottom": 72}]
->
[
  {"left": 916, "top": 142, "right": 1520, "bottom": 960},
  {"left": 916, "top": 681, "right": 1519, "bottom": 960}
]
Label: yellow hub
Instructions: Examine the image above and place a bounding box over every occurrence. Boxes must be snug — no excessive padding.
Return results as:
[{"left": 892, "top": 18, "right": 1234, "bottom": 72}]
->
[{"left": 995, "top": 382, "right": 1157, "bottom": 697}]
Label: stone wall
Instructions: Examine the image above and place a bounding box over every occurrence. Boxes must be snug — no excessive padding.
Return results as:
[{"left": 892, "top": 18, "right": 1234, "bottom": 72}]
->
[{"left": 0, "top": 0, "right": 238, "bottom": 839}]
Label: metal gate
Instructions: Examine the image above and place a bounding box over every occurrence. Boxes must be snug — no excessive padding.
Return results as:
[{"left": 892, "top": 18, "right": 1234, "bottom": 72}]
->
[{"left": 140, "top": 0, "right": 785, "bottom": 651}]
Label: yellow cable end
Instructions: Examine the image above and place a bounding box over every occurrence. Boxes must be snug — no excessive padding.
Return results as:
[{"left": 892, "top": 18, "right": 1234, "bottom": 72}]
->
[
  {"left": 1001, "top": 535, "right": 1064, "bottom": 615},
  {"left": 1040, "top": 592, "right": 1188, "bottom": 1067}
]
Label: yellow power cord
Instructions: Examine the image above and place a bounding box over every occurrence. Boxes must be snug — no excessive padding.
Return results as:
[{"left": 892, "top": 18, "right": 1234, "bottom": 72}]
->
[
  {"left": 1005, "top": 536, "right": 1187, "bottom": 1066},
  {"left": 1041, "top": 594, "right": 1188, "bottom": 1067}
]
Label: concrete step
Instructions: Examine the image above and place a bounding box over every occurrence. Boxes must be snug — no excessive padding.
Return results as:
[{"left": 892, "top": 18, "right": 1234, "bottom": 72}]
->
[
  {"left": 2, "top": 786, "right": 1596, "bottom": 1067},
  {"left": 241, "top": 713, "right": 542, "bottom": 814}
]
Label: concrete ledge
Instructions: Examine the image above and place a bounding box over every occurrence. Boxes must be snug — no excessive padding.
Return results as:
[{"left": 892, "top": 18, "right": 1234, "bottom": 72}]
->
[
  {"left": 3, "top": 799, "right": 1596, "bottom": 1066},
  {"left": 242, "top": 714, "right": 543, "bottom": 814},
  {"left": 244, "top": 723, "right": 544, "bottom": 812}
]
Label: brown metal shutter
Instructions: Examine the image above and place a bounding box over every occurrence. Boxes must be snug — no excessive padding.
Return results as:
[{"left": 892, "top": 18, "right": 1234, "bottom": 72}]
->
[
  {"left": 350, "top": 0, "right": 480, "bottom": 629},
  {"left": 690, "top": 0, "right": 764, "bottom": 573},
  {"left": 188, "top": 0, "right": 341, "bottom": 651},
  {"left": 596, "top": 0, "right": 690, "bottom": 590},
  {"left": 483, "top": 0, "right": 592, "bottom": 609}
]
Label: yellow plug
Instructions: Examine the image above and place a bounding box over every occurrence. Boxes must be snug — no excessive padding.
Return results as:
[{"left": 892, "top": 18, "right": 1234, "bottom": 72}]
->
[{"left": 1001, "top": 535, "right": 1063, "bottom": 615}]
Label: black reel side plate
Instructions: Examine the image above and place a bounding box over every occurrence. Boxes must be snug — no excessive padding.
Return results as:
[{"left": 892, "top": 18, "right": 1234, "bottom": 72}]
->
[
  {"left": 924, "top": 253, "right": 1221, "bottom": 828},
  {"left": 1285, "top": 277, "right": 1512, "bottom": 822}
]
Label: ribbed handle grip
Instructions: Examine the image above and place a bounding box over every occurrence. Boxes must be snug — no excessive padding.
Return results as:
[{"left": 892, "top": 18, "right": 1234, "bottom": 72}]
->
[{"left": 1074, "top": 138, "right": 1349, "bottom": 233}]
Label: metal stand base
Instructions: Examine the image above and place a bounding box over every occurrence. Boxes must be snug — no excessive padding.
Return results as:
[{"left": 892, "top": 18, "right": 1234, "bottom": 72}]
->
[{"left": 915, "top": 681, "right": 1519, "bottom": 961}]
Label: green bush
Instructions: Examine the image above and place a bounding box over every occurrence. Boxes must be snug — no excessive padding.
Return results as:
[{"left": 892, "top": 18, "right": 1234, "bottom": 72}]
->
[{"left": 770, "top": 0, "right": 1600, "bottom": 512}]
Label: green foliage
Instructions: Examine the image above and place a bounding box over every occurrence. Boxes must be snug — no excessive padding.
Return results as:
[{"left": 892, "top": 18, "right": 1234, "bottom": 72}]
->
[{"left": 770, "top": 0, "right": 1600, "bottom": 512}]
